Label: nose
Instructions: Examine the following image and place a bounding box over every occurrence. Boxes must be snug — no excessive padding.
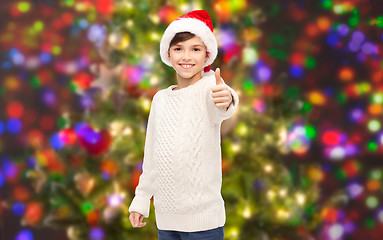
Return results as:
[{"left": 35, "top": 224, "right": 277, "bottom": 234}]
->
[{"left": 182, "top": 50, "right": 191, "bottom": 60}]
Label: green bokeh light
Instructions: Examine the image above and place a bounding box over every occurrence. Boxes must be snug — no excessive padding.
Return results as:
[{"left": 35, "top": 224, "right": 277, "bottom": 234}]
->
[
  {"left": 322, "top": 0, "right": 332, "bottom": 9},
  {"left": 229, "top": 0, "right": 246, "bottom": 12},
  {"left": 305, "top": 125, "right": 317, "bottom": 139},
  {"left": 63, "top": 0, "right": 75, "bottom": 6},
  {"left": 377, "top": 16, "right": 383, "bottom": 28},
  {"left": 372, "top": 93, "right": 383, "bottom": 104},
  {"left": 366, "top": 196, "right": 379, "bottom": 209},
  {"left": 57, "top": 116, "right": 70, "bottom": 129},
  {"left": 333, "top": 5, "right": 344, "bottom": 14},
  {"left": 69, "top": 82, "right": 77, "bottom": 93},
  {"left": 30, "top": 76, "right": 41, "bottom": 88},
  {"left": 269, "top": 48, "right": 287, "bottom": 60},
  {"left": 349, "top": 16, "right": 359, "bottom": 26},
  {"left": 367, "top": 141, "right": 378, "bottom": 151},
  {"left": 358, "top": 82, "right": 370, "bottom": 94},
  {"left": 369, "top": 169, "right": 383, "bottom": 180},
  {"left": 140, "top": 76, "right": 150, "bottom": 89},
  {"left": 235, "top": 122, "right": 248, "bottom": 136},
  {"left": 34, "top": 21, "right": 44, "bottom": 31},
  {"left": 336, "top": 169, "right": 346, "bottom": 180},
  {"left": 243, "top": 79, "right": 255, "bottom": 94},
  {"left": 52, "top": 46, "right": 62, "bottom": 55},
  {"left": 18, "top": 2, "right": 31, "bottom": 12},
  {"left": 302, "top": 102, "right": 312, "bottom": 112},
  {"left": 243, "top": 47, "right": 258, "bottom": 64},
  {"left": 368, "top": 119, "right": 381, "bottom": 132},
  {"left": 88, "top": 11, "right": 96, "bottom": 21},
  {"left": 81, "top": 202, "right": 94, "bottom": 214},
  {"left": 300, "top": 177, "right": 311, "bottom": 188},
  {"left": 351, "top": 8, "right": 360, "bottom": 16},
  {"left": 305, "top": 204, "right": 315, "bottom": 216},
  {"left": 305, "top": 57, "right": 316, "bottom": 69},
  {"left": 365, "top": 218, "right": 375, "bottom": 228},
  {"left": 336, "top": 92, "right": 347, "bottom": 104}
]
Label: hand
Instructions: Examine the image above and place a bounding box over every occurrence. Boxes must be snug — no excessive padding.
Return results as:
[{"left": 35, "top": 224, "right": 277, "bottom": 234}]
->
[
  {"left": 211, "top": 68, "right": 233, "bottom": 110},
  {"left": 129, "top": 211, "right": 147, "bottom": 228}
]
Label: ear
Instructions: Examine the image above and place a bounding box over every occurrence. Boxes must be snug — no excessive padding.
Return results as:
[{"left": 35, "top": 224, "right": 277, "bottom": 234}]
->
[{"left": 205, "top": 51, "right": 210, "bottom": 61}]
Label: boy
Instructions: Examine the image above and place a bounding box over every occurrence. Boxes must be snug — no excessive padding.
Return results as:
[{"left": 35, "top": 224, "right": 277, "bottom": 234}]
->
[{"left": 129, "top": 10, "right": 239, "bottom": 240}]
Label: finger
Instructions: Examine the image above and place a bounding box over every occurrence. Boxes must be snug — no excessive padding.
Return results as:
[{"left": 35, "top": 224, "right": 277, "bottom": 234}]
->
[
  {"left": 213, "top": 97, "right": 230, "bottom": 103},
  {"left": 212, "top": 89, "right": 229, "bottom": 97},
  {"left": 137, "top": 215, "right": 146, "bottom": 227},
  {"left": 134, "top": 213, "right": 141, "bottom": 225},
  {"left": 129, "top": 215, "right": 136, "bottom": 227},
  {"left": 212, "top": 90, "right": 230, "bottom": 98},
  {"left": 136, "top": 223, "right": 146, "bottom": 228},
  {"left": 211, "top": 84, "right": 227, "bottom": 92},
  {"left": 215, "top": 102, "right": 229, "bottom": 109},
  {"left": 215, "top": 68, "right": 223, "bottom": 85},
  {"left": 137, "top": 221, "right": 147, "bottom": 227},
  {"left": 131, "top": 213, "right": 140, "bottom": 227}
]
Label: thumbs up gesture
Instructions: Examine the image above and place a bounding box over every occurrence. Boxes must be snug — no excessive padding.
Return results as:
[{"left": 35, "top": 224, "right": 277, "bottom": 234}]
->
[{"left": 211, "top": 68, "right": 233, "bottom": 110}]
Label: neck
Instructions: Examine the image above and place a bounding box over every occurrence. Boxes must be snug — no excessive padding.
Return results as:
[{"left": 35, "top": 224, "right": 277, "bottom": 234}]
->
[{"left": 175, "top": 72, "right": 202, "bottom": 90}]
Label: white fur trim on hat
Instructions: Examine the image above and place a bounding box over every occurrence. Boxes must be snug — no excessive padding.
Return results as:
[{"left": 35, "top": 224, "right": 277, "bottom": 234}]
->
[{"left": 160, "top": 16, "right": 218, "bottom": 68}]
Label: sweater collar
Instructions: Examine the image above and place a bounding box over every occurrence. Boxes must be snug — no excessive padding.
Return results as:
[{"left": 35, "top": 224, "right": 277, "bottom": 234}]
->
[{"left": 165, "top": 70, "right": 214, "bottom": 96}]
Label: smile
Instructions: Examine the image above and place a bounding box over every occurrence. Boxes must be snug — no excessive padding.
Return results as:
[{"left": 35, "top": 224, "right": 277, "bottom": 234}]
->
[{"left": 179, "top": 64, "right": 195, "bottom": 69}]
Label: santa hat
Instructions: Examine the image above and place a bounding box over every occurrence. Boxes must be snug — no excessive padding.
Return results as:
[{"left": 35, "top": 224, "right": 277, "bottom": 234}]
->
[{"left": 159, "top": 10, "right": 218, "bottom": 73}]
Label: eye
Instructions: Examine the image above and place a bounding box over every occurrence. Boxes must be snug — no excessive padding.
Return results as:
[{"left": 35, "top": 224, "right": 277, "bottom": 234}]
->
[
  {"left": 174, "top": 47, "right": 181, "bottom": 51},
  {"left": 193, "top": 48, "right": 201, "bottom": 51}
]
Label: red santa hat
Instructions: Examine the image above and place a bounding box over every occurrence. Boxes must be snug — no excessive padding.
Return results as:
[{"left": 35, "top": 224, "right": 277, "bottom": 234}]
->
[{"left": 159, "top": 10, "right": 218, "bottom": 73}]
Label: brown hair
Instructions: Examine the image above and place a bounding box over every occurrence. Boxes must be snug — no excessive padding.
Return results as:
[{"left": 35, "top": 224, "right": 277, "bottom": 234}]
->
[
  {"left": 169, "top": 32, "right": 196, "bottom": 48},
  {"left": 168, "top": 32, "right": 209, "bottom": 58}
]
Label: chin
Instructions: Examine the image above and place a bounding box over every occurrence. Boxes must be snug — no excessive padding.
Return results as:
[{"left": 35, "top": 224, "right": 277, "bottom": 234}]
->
[
  {"left": 180, "top": 74, "right": 194, "bottom": 79},
  {"left": 184, "top": 74, "right": 200, "bottom": 80},
  {"left": 177, "top": 71, "right": 199, "bottom": 79}
]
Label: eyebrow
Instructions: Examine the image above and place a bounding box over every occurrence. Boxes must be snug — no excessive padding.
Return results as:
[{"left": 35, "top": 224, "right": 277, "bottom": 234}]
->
[{"left": 173, "top": 44, "right": 205, "bottom": 47}]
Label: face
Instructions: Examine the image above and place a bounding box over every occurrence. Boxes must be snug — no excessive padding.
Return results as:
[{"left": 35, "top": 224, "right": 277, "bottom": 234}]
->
[{"left": 168, "top": 36, "right": 208, "bottom": 83}]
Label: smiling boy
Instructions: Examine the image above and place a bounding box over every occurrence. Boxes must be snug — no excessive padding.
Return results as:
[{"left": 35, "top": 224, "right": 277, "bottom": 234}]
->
[
  {"left": 168, "top": 34, "right": 208, "bottom": 90},
  {"left": 128, "top": 10, "right": 239, "bottom": 240}
]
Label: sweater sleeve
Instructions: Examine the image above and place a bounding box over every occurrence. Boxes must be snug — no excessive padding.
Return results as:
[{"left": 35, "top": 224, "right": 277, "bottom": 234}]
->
[
  {"left": 206, "top": 78, "right": 239, "bottom": 124},
  {"left": 128, "top": 94, "right": 157, "bottom": 218}
]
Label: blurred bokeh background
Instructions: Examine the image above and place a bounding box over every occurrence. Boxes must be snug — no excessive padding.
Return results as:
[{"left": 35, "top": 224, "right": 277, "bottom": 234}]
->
[{"left": 1, "top": 0, "right": 383, "bottom": 239}]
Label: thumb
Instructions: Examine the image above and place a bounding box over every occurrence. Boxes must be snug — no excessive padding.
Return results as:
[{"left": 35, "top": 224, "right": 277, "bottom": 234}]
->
[{"left": 215, "top": 68, "right": 223, "bottom": 85}]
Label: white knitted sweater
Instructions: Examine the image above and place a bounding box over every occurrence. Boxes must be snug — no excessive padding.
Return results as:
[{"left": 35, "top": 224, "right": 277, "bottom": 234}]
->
[{"left": 128, "top": 70, "right": 239, "bottom": 231}]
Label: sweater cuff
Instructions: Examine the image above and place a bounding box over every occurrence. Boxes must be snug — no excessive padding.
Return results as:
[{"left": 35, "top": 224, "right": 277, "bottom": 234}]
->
[
  {"left": 128, "top": 195, "right": 151, "bottom": 218},
  {"left": 216, "top": 85, "right": 239, "bottom": 119}
]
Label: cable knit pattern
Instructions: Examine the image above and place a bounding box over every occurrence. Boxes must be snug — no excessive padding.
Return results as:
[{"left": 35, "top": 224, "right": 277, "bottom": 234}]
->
[
  {"left": 184, "top": 87, "right": 204, "bottom": 213},
  {"left": 129, "top": 70, "right": 239, "bottom": 232},
  {"left": 154, "top": 95, "right": 180, "bottom": 213}
]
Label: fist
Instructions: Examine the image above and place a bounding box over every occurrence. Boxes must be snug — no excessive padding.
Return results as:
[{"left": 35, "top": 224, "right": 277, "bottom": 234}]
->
[
  {"left": 129, "top": 211, "right": 147, "bottom": 228},
  {"left": 211, "top": 68, "right": 233, "bottom": 110}
]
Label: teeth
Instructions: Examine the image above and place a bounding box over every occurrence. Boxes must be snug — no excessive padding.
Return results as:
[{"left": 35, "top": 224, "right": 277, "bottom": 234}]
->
[{"left": 181, "top": 64, "right": 193, "bottom": 69}]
